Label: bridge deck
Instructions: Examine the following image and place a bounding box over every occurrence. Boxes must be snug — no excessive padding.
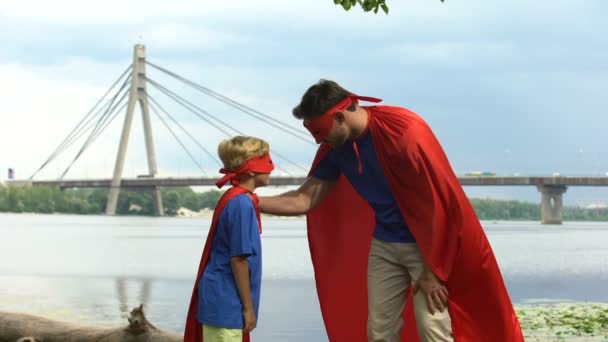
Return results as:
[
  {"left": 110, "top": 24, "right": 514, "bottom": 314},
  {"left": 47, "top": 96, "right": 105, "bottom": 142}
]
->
[{"left": 4, "top": 176, "right": 608, "bottom": 189}]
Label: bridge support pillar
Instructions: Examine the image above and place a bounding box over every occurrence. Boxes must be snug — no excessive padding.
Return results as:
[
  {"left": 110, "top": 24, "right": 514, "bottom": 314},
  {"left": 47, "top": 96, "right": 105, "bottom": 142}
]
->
[
  {"left": 536, "top": 185, "right": 567, "bottom": 224},
  {"left": 151, "top": 186, "right": 163, "bottom": 216},
  {"left": 105, "top": 44, "right": 164, "bottom": 216}
]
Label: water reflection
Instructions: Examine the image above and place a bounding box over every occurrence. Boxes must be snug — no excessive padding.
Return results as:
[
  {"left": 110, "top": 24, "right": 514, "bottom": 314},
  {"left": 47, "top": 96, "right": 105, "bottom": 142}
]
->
[
  {"left": 0, "top": 213, "right": 606, "bottom": 341},
  {"left": 115, "top": 277, "right": 152, "bottom": 318}
]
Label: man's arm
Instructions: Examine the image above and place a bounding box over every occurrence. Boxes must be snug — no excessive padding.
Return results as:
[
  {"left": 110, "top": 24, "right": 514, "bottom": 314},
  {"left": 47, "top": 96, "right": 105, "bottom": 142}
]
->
[
  {"left": 259, "top": 177, "right": 336, "bottom": 216},
  {"left": 231, "top": 256, "right": 256, "bottom": 333}
]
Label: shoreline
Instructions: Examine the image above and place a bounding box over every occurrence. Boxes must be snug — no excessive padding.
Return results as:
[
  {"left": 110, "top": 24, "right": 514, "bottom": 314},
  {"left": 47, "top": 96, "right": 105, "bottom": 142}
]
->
[
  {"left": 1, "top": 211, "right": 606, "bottom": 223},
  {"left": 516, "top": 302, "right": 608, "bottom": 341},
  {"left": 0, "top": 302, "right": 605, "bottom": 340}
]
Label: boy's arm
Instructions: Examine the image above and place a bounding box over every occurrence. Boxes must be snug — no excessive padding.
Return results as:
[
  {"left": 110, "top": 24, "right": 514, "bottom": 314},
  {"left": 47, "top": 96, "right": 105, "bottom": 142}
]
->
[
  {"left": 231, "top": 256, "right": 256, "bottom": 333},
  {"left": 259, "top": 177, "right": 336, "bottom": 216}
]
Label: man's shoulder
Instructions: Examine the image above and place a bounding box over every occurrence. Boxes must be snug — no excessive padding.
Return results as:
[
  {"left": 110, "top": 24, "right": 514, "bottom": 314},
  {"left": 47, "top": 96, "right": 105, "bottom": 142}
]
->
[
  {"left": 370, "top": 105, "right": 424, "bottom": 119},
  {"left": 369, "top": 104, "right": 430, "bottom": 134}
]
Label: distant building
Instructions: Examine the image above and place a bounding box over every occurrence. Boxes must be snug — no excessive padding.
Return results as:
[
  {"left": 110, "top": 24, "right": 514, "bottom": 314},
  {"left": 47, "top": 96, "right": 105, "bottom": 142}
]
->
[
  {"left": 576, "top": 200, "right": 608, "bottom": 209},
  {"left": 177, "top": 207, "right": 213, "bottom": 217},
  {"left": 129, "top": 204, "right": 143, "bottom": 212},
  {"left": 465, "top": 171, "right": 496, "bottom": 177}
]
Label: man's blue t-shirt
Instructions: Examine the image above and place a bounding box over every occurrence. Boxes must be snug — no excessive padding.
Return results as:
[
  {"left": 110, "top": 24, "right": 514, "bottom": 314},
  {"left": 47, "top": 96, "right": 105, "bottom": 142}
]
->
[
  {"left": 197, "top": 194, "right": 262, "bottom": 329},
  {"left": 312, "top": 130, "right": 415, "bottom": 243}
]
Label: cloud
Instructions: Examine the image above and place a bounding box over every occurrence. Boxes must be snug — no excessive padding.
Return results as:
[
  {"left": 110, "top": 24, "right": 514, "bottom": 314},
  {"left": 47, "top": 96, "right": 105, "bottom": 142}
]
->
[
  {"left": 0, "top": 0, "right": 347, "bottom": 23},
  {"left": 138, "top": 24, "right": 259, "bottom": 51},
  {"left": 0, "top": 0, "right": 606, "bottom": 204},
  {"left": 0, "top": 57, "right": 317, "bottom": 180}
]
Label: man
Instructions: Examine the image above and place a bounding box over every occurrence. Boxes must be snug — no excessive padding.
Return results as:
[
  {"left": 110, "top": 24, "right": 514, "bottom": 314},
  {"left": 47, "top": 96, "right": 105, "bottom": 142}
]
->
[{"left": 258, "top": 80, "right": 524, "bottom": 342}]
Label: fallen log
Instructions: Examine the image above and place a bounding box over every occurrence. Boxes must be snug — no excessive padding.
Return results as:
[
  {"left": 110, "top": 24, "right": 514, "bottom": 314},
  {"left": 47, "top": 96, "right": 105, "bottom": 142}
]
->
[{"left": 0, "top": 305, "right": 183, "bottom": 342}]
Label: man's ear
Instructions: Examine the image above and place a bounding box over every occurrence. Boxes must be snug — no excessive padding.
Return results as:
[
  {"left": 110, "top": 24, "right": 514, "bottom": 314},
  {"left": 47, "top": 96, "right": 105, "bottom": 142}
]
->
[
  {"left": 247, "top": 171, "right": 256, "bottom": 177},
  {"left": 335, "top": 111, "right": 346, "bottom": 123}
]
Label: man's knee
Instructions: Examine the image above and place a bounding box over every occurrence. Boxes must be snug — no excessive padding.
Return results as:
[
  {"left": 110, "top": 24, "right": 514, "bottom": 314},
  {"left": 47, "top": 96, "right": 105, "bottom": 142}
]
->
[
  {"left": 367, "top": 318, "right": 401, "bottom": 342},
  {"left": 414, "top": 309, "right": 453, "bottom": 342},
  {"left": 367, "top": 302, "right": 403, "bottom": 342}
]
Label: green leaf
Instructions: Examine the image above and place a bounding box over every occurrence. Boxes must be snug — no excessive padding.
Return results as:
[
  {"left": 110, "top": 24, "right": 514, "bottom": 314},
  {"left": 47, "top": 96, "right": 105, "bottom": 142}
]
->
[{"left": 332, "top": 0, "right": 394, "bottom": 14}]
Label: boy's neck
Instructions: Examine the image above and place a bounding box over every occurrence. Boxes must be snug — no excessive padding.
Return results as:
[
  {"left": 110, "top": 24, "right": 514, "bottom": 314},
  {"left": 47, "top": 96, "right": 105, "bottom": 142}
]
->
[{"left": 237, "top": 178, "right": 256, "bottom": 193}]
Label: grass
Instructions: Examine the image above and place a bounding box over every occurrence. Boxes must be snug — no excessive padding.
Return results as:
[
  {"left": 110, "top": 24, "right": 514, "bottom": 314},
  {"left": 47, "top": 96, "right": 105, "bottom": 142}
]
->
[{"left": 516, "top": 302, "right": 608, "bottom": 341}]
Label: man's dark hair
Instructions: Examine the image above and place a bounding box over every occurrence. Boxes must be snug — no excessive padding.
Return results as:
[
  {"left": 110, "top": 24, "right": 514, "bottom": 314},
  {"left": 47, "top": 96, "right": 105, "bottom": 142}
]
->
[{"left": 292, "top": 80, "right": 356, "bottom": 120}]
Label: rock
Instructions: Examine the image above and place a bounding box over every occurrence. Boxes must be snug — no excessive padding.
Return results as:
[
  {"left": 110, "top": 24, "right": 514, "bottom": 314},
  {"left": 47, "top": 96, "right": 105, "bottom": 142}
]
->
[{"left": 0, "top": 305, "right": 182, "bottom": 342}]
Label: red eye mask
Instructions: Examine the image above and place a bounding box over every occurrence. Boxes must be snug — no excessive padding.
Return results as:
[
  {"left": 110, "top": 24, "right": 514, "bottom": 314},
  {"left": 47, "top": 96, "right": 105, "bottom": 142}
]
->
[
  {"left": 216, "top": 153, "right": 275, "bottom": 188},
  {"left": 303, "top": 95, "right": 382, "bottom": 142}
]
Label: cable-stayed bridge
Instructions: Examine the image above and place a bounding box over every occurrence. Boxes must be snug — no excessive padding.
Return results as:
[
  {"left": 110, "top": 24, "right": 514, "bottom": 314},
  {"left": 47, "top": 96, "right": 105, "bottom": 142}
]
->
[{"left": 3, "top": 45, "right": 607, "bottom": 224}]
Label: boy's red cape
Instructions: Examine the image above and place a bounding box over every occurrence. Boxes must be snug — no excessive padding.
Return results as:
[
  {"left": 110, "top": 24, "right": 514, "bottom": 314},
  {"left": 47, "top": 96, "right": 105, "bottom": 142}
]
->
[
  {"left": 307, "top": 105, "right": 524, "bottom": 341},
  {"left": 184, "top": 186, "right": 256, "bottom": 342}
]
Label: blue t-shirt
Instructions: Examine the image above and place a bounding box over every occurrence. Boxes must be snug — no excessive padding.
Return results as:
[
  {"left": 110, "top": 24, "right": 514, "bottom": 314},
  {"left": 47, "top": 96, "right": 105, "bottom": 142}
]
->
[
  {"left": 197, "top": 194, "right": 262, "bottom": 329},
  {"left": 312, "top": 130, "right": 415, "bottom": 243}
]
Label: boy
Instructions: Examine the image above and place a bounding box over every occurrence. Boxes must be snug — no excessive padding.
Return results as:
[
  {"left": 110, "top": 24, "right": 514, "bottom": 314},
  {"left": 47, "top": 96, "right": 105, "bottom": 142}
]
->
[{"left": 184, "top": 136, "right": 274, "bottom": 342}]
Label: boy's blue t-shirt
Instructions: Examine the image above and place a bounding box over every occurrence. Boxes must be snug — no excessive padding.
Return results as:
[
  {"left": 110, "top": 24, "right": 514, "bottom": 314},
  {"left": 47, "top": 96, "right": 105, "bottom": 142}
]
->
[
  {"left": 312, "top": 130, "right": 415, "bottom": 243},
  {"left": 197, "top": 194, "right": 262, "bottom": 329}
]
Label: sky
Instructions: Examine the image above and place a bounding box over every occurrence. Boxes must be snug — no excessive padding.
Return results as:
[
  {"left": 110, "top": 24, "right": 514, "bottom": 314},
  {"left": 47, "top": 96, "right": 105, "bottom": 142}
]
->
[{"left": 0, "top": 0, "right": 606, "bottom": 204}]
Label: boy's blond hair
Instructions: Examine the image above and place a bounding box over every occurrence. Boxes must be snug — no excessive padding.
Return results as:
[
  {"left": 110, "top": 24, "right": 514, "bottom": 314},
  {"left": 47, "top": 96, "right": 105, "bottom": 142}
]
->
[{"left": 218, "top": 136, "right": 270, "bottom": 171}]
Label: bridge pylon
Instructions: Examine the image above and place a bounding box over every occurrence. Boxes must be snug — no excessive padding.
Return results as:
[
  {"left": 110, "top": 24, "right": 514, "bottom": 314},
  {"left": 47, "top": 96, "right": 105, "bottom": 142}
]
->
[
  {"left": 105, "top": 44, "right": 164, "bottom": 216},
  {"left": 536, "top": 184, "right": 568, "bottom": 224}
]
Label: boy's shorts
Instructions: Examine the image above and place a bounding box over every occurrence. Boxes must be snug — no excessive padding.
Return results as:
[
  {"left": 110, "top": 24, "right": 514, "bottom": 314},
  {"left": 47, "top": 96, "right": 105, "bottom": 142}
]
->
[{"left": 202, "top": 324, "right": 243, "bottom": 342}]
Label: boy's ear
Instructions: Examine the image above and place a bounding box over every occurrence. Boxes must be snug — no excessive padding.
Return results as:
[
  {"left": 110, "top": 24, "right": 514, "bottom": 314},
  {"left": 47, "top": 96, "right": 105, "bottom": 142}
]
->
[{"left": 247, "top": 171, "right": 256, "bottom": 177}]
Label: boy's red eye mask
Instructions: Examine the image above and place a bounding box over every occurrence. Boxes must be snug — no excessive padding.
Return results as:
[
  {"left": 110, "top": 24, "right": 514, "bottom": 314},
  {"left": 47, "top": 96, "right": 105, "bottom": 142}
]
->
[
  {"left": 216, "top": 153, "right": 275, "bottom": 188},
  {"left": 303, "top": 95, "right": 382, "bottom": 142}
]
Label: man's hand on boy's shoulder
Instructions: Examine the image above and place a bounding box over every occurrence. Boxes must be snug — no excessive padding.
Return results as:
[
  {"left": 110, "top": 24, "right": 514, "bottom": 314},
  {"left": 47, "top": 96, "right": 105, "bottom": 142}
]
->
[{"left": 243, "top": 307, "right": 257, "bottom": 334}]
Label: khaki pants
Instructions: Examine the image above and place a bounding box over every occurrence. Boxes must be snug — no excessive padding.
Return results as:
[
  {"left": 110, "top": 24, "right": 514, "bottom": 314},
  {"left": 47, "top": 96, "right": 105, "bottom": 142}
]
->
[
  {"left": 202, "top": 324, "right": 243, "bottom": 342},
  {"left": 367, "top": 238, "right": 453, "bottom": 342}
]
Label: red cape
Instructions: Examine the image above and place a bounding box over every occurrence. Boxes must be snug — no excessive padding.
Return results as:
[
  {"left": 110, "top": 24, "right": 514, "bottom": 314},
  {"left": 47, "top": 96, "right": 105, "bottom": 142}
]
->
[
  {"left": 307, "top": 106, "right": 524, "bottom": 341},
  {"left": 184, "top": 186, "right": 254, "bottom": 342}
]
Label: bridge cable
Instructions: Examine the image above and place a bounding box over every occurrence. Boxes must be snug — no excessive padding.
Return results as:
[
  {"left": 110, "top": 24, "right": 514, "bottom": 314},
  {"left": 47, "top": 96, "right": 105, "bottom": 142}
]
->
[
  {"left": 146, "top": 61, "right": 311, "bottom": 141},
  {"left": 59, "top": 92, "right": 129, "bottom": 179},
  {"left": 147, "top": 84, "right": 294, "bottom": 175},
  {"left": 52, "top": 75, "right": 133, "bottom": 161},
  {"left": 146, "top": 78, "right": 239, "bottom": 137},
  {"left": 147, "top": 91, "right": 293, "bottom": 175},
  {"left": 146, "top": 61, "right": 314, "bottom": 145},
  {"left": 30, "top": 65, "right": 133, "bottom": 179},
  {"left": 59, "top": 82, "right": 131, "bottom": 179},
  {"left": 33, "top": 65, "right": 132, "bottom": 176},
  {"left": 146, "top": 92, "right": 221, "bottom": 168},
  {"left": 146, "top": 79, "right": 306, "bottom": 174},
  {"left": 67, "top": 79, "right": 132, "bottom": 161},
  {"left": 147, "top": 99, "right": 208, "bottom": 175},
  {"left": 88, "top": 96, "right": 129, "bottom": 146}
]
